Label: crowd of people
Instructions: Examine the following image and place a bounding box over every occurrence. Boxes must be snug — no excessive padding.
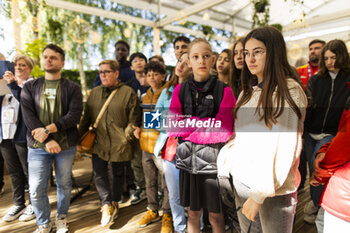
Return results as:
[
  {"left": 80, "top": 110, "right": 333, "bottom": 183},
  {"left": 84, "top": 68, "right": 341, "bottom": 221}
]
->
[{"left": 0, "top": 25, "right": 349, "bottom": 233}]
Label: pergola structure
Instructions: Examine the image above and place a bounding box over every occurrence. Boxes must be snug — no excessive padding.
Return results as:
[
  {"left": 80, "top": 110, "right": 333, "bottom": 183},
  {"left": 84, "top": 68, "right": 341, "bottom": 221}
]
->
[{"left": 11, "top": 0, "right": 350, "bottom": 55}]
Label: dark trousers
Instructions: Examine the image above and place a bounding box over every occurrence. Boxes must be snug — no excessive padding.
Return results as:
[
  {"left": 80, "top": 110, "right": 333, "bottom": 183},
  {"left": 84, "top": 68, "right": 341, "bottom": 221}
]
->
[
  {"left": 142, "top": 151, "right": 170, "bottom": 213},
  {"left": 304, "top": 133, "right": 334, "bottom": 206},
  {"left": 126, "top": 162, "right": 135, "bottom": 189},
  {"left": 130, "top": 139, "right": 145, "bottom": 188},
  {"left": 0, "top": 151, "right": 4, "bottom": 189},
  {"left": 92, "top": 154, "right": 128, "bottom": 206},
  {"left": 0, "top": 140, "right": 28, "bottom": 206},
  {"left": 298, "top": 149, "right": 307, "bottom": 190}
]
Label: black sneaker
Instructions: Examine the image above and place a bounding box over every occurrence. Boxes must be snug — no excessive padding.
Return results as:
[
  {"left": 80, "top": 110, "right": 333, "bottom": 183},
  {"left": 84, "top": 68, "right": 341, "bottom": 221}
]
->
[
  {"left": 130, "top": 188, "right": 147, "bottom": 205},
  {"left": 24, "top": 183, "right": 29, "bottom": 193},
  {"left": 158, "top": 191, "right": 164, "bottom": 206},
  {"left": 2, "top": 205, "right": 26, "bottom": 222}
]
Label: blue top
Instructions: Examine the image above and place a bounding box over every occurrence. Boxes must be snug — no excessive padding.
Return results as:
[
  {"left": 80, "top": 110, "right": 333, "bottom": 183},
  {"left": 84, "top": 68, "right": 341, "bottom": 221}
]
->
[
  {"left": 127, "top": 75, "right": 149, "bottom": 101},
  {"left": 153, "top": 85, "right": 175, "bottom": 157}
]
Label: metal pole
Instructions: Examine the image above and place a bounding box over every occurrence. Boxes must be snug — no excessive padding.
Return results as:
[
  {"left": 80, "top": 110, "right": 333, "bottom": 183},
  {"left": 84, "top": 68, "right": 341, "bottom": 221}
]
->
[{"left": 11, "top": 0, "right": 22, "bottom": 53}]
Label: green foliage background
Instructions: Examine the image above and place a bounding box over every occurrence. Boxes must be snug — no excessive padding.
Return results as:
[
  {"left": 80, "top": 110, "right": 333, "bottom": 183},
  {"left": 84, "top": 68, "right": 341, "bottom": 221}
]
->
[{"left": 1, "top": 0, "right": 232, "bottom": 88}]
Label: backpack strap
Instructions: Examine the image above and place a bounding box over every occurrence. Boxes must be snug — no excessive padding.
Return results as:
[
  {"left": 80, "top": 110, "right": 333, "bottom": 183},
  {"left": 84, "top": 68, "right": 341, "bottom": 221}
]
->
[
  {"left": 179, "top": 81, "right": 188, "bottom": 114},
  {"left": 179, "top": 78, "right": 227, "bottom": 116}
]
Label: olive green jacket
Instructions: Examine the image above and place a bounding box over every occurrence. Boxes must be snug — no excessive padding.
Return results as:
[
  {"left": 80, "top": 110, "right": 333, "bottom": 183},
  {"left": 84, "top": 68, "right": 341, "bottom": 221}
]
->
[{"left": 79, "top": 82, "right": 141, "bottom": 162}]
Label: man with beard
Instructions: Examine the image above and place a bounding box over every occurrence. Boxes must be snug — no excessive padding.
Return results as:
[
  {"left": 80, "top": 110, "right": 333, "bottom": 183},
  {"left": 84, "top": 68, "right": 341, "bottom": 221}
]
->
[
  {"left": 297, "top": 39, "right": 325, "bottom": 90},
  {"left": 94, "top": 40, "right": 134, "bottom": 87},
  {"left": 296, "top": 39, "right": 325, "bottom": 225},
  {"left": 297, "top": 39, "right": 325, "bottom": 193},
  {"left": 21, "top": 44, "right": 83, "bottom": 233}
]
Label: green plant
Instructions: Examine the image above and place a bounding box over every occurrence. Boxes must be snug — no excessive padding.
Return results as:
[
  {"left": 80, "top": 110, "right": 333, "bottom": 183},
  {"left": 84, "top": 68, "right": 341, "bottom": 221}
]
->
[
  {"left": 61, "top": 69, "right": 98, "bottom": 89},
  {"left": 251, "top": 0, "right": 305, "bottom": 29},
  {"left": 254, "top": 0, "right": 267, "bottom": 13},
  {"left": 30, "top": 65, "right": 45, "bottom": 78},
  {"left": 251, "top": 0, "right": 270, "bottom": 28},
  {"left": 46, "top": 18, "right": 64, "bottom": 44},
  {"left": 23, "top": 38, "right": 47, "bottom": 67},
  {"left": 270, "top": 23, "right": 283, "bottom": 32}
]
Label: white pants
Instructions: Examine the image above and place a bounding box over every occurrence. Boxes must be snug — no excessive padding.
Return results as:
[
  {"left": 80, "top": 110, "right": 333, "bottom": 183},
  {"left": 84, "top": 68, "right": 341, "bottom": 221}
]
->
[{"left": 324, "top": 210, "right": 350, "bottom": 233}]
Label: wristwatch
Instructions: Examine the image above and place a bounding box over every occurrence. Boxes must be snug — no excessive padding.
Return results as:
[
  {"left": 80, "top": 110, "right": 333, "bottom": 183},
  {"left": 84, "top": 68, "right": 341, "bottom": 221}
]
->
[{"left": 44, "top": 128, "right": 50, "bottom": 135}]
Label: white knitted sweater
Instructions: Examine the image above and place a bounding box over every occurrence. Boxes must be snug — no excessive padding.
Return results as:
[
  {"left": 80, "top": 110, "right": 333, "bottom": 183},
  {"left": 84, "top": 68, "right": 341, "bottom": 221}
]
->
[{"left": 217, "top": 79, "right": 307, "bottom": 204}]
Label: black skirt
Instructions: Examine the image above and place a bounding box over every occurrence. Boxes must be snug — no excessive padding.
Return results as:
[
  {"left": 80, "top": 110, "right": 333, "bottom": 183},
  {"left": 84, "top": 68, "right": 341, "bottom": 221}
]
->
[{"left": 179, "top": 170, "right": 222, "bottom": 213}]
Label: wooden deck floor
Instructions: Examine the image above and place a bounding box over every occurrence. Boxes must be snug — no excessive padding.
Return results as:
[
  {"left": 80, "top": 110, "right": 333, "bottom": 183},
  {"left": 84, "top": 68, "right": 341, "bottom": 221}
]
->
[{"left": 0, "top": 156, "right": 317, "bottom": 233}]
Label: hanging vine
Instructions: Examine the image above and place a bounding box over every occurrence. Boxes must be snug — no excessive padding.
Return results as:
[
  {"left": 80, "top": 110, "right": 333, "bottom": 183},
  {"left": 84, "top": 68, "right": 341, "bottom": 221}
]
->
[
  {"left": 251, "top": 0, "right": 306, "bottom": 29},
  {"left": 251, "top": 0, "right": 270, "bottom": 28}
]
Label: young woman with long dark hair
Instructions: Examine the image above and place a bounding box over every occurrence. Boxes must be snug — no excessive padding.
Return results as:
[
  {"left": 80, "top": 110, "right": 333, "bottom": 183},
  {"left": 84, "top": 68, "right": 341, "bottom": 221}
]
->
[
  {"left": 229, "top": 38, "right": 244, "bottom": 98},
  {"left": 218, "top": 27, "right": 307, "bottom": 233}
]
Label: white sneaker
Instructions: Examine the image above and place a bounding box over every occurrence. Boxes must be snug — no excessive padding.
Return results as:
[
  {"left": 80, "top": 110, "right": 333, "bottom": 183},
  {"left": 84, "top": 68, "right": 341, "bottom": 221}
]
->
[
  {"left": 100, "top": 203, "right": 118, "bottom": 227},
  {"left": 2, "top": 205, "right": 26, "bottom": 222},
  {"left": 304, "top": 213, "right": 317, "bottom": 224},
  {"left": 304, "top": 200, "right": 318, "bottom": 224},
  {"left": 19, "top": 204, "right": 35, "bottom": 222},
  {"left": 304, "top": 200, "right": 318, "bottom": 215},
  {"left": 56, "top": 217, "right": 69, "bottom": 233},
  {"left": 33, "top": 223, "right": 52, "bottom": 233}
]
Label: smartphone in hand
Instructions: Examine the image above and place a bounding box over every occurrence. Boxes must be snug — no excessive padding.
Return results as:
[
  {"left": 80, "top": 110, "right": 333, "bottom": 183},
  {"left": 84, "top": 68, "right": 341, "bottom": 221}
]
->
[{"left": 0, "top": 60, "right": 15, "bottom": 78}]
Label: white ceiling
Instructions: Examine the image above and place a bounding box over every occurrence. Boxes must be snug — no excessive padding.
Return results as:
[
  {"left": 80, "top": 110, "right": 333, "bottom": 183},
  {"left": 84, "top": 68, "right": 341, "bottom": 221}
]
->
[{"left": 45, "top": 0, "right": 350, "bottom": 44}]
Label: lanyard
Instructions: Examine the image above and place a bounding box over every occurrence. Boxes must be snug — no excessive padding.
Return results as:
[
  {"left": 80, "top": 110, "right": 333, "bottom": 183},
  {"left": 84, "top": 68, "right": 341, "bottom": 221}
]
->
[{"left": 308, "top": 64, "right": 312, "bottom": 78}]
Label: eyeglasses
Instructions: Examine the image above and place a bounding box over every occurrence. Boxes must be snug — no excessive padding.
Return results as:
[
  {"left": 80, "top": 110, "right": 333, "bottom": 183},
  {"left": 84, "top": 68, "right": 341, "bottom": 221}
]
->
[
  {"left": 98, "top": 70, "right": 114, "bottom": 75},
  {"left": 243, "top": 50, "right": 265, "bottom": 60}
]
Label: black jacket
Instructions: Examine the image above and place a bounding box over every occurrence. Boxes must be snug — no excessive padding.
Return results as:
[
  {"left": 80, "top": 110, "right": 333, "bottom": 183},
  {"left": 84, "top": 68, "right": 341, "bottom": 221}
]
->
[
  {"left": 21, "top": 77, "right": 83, "bottom": 147},
  {"left": 176, "top": 76, "right": 226, "bottom": 175},
  {"left": 305, "top": 70, "right": 350, "bottom": 135}
]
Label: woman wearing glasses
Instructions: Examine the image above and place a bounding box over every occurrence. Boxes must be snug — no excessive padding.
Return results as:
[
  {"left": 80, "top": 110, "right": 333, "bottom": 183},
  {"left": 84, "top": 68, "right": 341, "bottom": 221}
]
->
[
  {"left": 79, "top": 60, "right": 140, "bottom": 227},
  {"left": 217, "top": 27, "right": 307, "bottom": 233}
]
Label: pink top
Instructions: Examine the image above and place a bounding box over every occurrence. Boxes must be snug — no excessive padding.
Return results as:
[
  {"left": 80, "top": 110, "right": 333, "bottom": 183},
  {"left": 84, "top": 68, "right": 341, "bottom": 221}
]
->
[{"left": 167, "top": 84, "right": 235, "bottom": 144}]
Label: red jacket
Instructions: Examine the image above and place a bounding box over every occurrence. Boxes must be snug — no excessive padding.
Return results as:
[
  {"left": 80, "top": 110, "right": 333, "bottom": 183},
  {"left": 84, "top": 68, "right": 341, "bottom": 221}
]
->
[
  {"left": 317, "top": 110, "right": 350, "bottom": 173},
  {"left": 317, "top": 110, "right": 350, "bottom": 221},
  {"left": 321, "top": 161, "right": 350, "bottom": 221},
  {"left": 297, "top": 61, "right": 318, "bottom": 90}
]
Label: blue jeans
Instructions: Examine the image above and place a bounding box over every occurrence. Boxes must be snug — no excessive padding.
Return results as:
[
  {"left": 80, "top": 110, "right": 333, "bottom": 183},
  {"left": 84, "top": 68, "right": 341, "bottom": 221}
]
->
[
  {"left": 28, "top": 147, "right": 76, "bottom": 226},
  {"left": 233, "top": 178, "right": 297, "bottom": 233},
  {"left": 163, "top": 159, "right": 186, "bottom": 233},
  {"left": 316, "top": 207, "right": 325, "bottom": 233},
  {"left": 304, "top": 133, "right": 334, "bottom": 206}
]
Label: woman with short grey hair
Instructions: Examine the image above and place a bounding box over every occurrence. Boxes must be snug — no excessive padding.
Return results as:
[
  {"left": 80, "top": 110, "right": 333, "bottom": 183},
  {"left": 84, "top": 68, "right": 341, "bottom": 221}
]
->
[{"left": 1, "top": 54, "right": 35, "bottom": 222}]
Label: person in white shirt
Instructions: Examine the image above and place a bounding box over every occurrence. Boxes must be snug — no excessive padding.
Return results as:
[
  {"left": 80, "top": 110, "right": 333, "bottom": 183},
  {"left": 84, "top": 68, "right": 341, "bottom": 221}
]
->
[
  {"left": 1, "top": 54, "right": 35, "bottom": 222},
  {"left": 217, "top": 26, "right": 307, "bottom": 233}
]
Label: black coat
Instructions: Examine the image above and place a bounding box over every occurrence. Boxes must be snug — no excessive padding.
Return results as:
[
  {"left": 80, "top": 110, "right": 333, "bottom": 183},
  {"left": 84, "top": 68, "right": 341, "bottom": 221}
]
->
[
  {"left": 21, "top": 77, "right": 83, "bottom": 147},
  {"left": 305, "top": 70, "right": 350, "bottom": 135},
  {"left": 176, "top": 76, "right": 226, "bottom": 175}
]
